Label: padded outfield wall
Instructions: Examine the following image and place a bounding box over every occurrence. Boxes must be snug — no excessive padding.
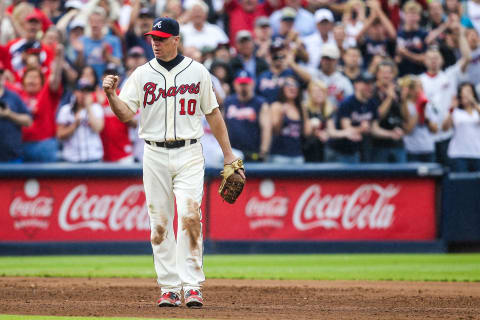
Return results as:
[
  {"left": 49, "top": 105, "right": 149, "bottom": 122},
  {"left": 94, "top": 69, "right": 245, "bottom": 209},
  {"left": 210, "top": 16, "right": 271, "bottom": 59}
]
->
[{"left": 0, "top": 162, "right": 476, "bottom": 255}]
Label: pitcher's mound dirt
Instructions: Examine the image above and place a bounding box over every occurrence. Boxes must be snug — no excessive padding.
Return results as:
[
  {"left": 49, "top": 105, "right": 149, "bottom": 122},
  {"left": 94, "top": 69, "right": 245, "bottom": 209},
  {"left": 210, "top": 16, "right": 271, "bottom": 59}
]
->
[{"left": 1, "top": 277, "right": 480, "bottom": 320}]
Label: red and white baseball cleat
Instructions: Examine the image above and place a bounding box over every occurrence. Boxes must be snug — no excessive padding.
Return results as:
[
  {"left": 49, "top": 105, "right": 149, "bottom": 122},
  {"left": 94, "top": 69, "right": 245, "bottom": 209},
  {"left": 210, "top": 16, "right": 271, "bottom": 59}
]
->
[
  {"left": 184, "top": 289, "right": 203, "bottom": 308},
  {"left": 157, "top": 292, "right": 181, "bottom": 307}
]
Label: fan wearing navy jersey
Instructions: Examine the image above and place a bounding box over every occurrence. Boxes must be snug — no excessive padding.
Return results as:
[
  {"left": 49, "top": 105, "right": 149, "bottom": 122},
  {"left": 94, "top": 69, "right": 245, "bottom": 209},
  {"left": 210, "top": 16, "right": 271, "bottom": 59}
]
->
[
  {"left": 256, "top": 38, "right": 298, "bottom": 104},
  {"left": 396, "top": 1, "right": 428, "bottom": 76},
  {"left": 270, "top": 76, "right": 311, "bottom": 164},
  {"left": 356, "top": 0, "right": 397, "bottom": 69},
  {"left": 224, "top": 71, "right": 272, "bottom": 161},
  {"left": 369, "top": 60, "right": 408, "bottom": 163},
  {"left": 326, "top": 72, "right": 376, "bottom": 163}
]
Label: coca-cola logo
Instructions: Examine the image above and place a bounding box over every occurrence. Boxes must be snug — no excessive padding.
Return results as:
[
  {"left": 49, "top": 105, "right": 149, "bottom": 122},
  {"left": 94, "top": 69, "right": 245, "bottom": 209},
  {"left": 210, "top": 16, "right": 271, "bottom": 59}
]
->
[
  {"left": 58, "top": 184, "right": 149, "bottom": 232},
  {"left": 245, "top": 180, "right": 289, "bottom": 230},
  {"left": 9, "top": 179, "right": 54, "bottom": 238},
  {"left": 293, "top": 184, "right": 399, "bottom": 231}
]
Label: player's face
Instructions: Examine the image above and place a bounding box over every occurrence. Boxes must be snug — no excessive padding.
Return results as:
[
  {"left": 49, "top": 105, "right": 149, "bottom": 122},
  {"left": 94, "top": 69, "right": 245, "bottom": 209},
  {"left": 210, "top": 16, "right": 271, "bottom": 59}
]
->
[{"left": 151, "top": 36, "right": 179, "bottom": 60}]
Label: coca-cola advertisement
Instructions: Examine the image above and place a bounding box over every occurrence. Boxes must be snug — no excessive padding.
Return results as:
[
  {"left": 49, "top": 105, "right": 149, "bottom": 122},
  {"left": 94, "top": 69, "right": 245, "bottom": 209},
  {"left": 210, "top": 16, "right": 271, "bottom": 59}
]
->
[
  {"left": 1, "top": 179, "right": 206, "bottom": 241},
  {"left": 208, "top": 178, "right": 436, "bottom": 240}
]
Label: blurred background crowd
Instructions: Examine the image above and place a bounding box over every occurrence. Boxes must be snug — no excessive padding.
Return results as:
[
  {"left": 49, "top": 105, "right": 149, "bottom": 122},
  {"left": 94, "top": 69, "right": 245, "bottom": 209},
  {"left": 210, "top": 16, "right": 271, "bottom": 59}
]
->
[{"left": 0, "top": 0, "right": 480, "bottom": 172}]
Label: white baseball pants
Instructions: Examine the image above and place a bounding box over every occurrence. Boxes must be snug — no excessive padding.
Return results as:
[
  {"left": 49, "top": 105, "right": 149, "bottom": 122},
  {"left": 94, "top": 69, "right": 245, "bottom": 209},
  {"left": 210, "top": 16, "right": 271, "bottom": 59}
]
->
[{"left": 143, "top": 141, "right": 205, "bottom": 294}]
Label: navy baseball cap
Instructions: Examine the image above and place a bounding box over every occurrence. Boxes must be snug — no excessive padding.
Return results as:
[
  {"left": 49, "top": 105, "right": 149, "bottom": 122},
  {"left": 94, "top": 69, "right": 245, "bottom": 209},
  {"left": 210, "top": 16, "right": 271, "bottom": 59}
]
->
[
  {"left": 234, "top": 70, "right": 253, "bottom": 84},
  {"left": 75, "top": 79, "right": 96, "bottom": 92},
  {"left": 144, "top": 17, "right": 179, "bottom": 38},
  {"left": 354, "top": 72, "right": 375, "bottom": 83}
]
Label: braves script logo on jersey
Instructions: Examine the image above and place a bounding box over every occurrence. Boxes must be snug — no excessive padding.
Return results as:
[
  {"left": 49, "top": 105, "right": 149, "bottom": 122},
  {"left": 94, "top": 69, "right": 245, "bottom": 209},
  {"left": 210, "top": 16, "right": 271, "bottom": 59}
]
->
[{"left": 143, "top": 82, "right": 200, "bottom": 107}]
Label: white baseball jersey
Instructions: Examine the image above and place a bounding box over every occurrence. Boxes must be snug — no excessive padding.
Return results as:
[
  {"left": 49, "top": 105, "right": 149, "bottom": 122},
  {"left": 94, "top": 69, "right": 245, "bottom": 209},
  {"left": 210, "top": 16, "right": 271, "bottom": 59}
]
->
[{"left": 119, "top": 57, "right": 219, "bottom": 142}]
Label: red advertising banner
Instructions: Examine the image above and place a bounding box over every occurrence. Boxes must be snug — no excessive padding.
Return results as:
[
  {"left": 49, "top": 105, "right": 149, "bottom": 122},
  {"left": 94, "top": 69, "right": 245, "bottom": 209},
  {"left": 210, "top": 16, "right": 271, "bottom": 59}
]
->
[
  {"left": 208, "top": 178, "right": 436, "bottom": 240},
  {"left": 0, "top": 179, "right": 206, "bottom": 242}
]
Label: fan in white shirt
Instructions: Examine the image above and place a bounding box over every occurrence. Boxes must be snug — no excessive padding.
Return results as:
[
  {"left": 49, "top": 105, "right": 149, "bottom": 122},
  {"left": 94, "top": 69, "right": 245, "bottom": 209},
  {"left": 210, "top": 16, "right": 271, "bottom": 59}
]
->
[
  {"left": 181, "top": 0, "right": 229, "bottom": 52},
  {"left": 443, "top": 82, "right": 480, "bottom": 172},
  {"left": 399, "top": 75, "right": 437, "bottom": 162},
  {"left": 301, "top": 8, "right": 336, "bottom": 69},
  {"left": 56, "top": 81, "right": 105, "bottom": 163},
  {"left": 419, "top": 29, "right": 471, "bottom": 164}
]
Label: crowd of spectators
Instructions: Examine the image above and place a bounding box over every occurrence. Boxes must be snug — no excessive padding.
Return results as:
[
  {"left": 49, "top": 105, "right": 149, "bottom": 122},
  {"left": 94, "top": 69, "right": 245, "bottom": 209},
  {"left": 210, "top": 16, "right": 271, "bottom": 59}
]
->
[{"left": 1, "top": 0, "right": 480, "bottom": 172}]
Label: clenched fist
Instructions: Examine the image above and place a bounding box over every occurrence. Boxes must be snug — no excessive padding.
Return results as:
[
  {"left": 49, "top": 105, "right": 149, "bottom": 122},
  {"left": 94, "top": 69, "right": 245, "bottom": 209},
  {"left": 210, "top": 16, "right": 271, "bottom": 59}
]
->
[{"left": 103, "top": 75, "right": 119, "bottom": 95}]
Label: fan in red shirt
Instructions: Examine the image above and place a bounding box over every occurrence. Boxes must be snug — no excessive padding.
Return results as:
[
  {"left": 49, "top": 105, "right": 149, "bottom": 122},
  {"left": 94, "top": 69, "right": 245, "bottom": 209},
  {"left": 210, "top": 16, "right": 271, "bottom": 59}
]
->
[
  {"left": 96, "top": 69, "right": 134, "bottom": 163},
  {"left": 18, "top": 44, "right": 64, "bottom": 162},
  {"left": 224, "top": 0, "right": 279, "bottom": 46},
  {"left": 5, "top": 11, "right": 54, "bottom": 85},
  {"left": 6, "top": 2, "right": 52, "bottom": 32}
]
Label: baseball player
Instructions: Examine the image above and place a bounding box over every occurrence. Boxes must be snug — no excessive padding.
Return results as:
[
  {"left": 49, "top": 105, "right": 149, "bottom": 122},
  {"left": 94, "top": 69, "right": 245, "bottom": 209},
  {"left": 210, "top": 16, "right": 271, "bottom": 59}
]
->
[{"left": 102, "top": 17, "right": 245, "bottom": 308}]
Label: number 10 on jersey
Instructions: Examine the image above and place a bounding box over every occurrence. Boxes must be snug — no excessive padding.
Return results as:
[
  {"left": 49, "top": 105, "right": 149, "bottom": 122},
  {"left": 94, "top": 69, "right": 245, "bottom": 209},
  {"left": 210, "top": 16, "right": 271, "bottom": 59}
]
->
[{"left": 179, "top": 98, "right": 196, "bottom": 115}]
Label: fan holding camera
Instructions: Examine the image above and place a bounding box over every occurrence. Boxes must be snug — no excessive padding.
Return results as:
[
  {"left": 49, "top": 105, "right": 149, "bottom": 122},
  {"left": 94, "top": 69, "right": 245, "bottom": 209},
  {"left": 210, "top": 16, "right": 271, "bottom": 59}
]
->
[{"left": 56, "top": 79, "right": 104, "bottom": 163}]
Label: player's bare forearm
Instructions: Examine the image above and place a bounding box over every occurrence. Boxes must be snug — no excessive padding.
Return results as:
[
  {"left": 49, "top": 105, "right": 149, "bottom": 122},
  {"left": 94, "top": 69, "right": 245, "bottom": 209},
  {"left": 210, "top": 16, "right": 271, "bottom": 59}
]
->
[
  {"left": 205, "top": 108, "right": 236, "bottom": 164},
  {"left": 106, "top": 94, "right": 135, "bottom": 123},
  {"left": 103, "top": 75, "right": 135, "bottom": 123}
]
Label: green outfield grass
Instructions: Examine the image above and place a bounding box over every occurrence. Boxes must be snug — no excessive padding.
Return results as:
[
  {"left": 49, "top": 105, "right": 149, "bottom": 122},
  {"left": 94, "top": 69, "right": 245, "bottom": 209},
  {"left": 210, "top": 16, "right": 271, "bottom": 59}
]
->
[{"left": 0, "top": 254, "right": 479, "bottom": 282}]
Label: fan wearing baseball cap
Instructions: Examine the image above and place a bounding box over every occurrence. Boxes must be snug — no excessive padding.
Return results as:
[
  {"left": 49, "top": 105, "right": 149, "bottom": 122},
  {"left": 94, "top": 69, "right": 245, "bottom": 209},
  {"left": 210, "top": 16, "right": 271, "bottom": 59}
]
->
[
  {"left": 289, "top": 43, "right": 353, "bottom": 108},
  {"left": 257, "top": 38, "right": 299, "bottom": 104},
  {"left": 125, "top": 7, "right": 155, "bottom": 60},
  {"left": 230, "top": 29, "right": 269, "bottom": 82},
  {"left": 301, "top": 8, "right": 336, "bottom": 70},
  {"left": 5, "top": 8, "right": 54, "bottom": 83},
  {"left": 224, "top": 70, "right": 272, "bottom": 162},
  {"left": 0, "top": 61, "right": 32, "bottom": 163},
  {"left": 79, "top": 7, "right": 123, "bottom": 85},
  {"left": 327, "top": 71, "right": 376, "bottom": 163},
  {"left": 181, "top": 0, "right": 229, "bottom": 52},
  {"left": 268, "top": 0, "right": 316, "bottom": 37},
  {"left": 142, "top": 17, "right": 183, "bottom": 65}
]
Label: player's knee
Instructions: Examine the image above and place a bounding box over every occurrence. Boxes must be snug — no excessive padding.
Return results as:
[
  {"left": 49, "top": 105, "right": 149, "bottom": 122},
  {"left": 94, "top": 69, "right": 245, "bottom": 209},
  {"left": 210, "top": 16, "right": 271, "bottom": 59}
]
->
[
  {"left": 151, "top": 224, "right": 167, "bottom": 245},
  {"left": 182, "top": 198, "right": 202, "bottom": 251}
]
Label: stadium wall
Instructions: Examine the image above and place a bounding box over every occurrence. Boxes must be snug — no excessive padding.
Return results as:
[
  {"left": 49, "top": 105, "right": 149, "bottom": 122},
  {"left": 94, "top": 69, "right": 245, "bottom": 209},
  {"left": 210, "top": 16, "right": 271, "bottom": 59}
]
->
[{"left": 0, "top": 162, "right": 474, "bottom": 255}]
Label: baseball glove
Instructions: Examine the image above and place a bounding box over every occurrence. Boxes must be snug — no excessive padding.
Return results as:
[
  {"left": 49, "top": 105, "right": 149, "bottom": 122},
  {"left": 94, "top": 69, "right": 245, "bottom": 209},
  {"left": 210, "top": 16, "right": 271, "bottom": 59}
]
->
[{"left": 218, "top": 159, "right": 245, "bottom": 204}]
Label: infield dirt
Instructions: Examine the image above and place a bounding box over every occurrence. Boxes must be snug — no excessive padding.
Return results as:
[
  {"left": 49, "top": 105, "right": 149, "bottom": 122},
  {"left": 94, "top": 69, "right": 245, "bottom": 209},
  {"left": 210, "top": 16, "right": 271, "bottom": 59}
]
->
[{"left": 1, "top": 277, "right": 479, "bottom": 320}]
